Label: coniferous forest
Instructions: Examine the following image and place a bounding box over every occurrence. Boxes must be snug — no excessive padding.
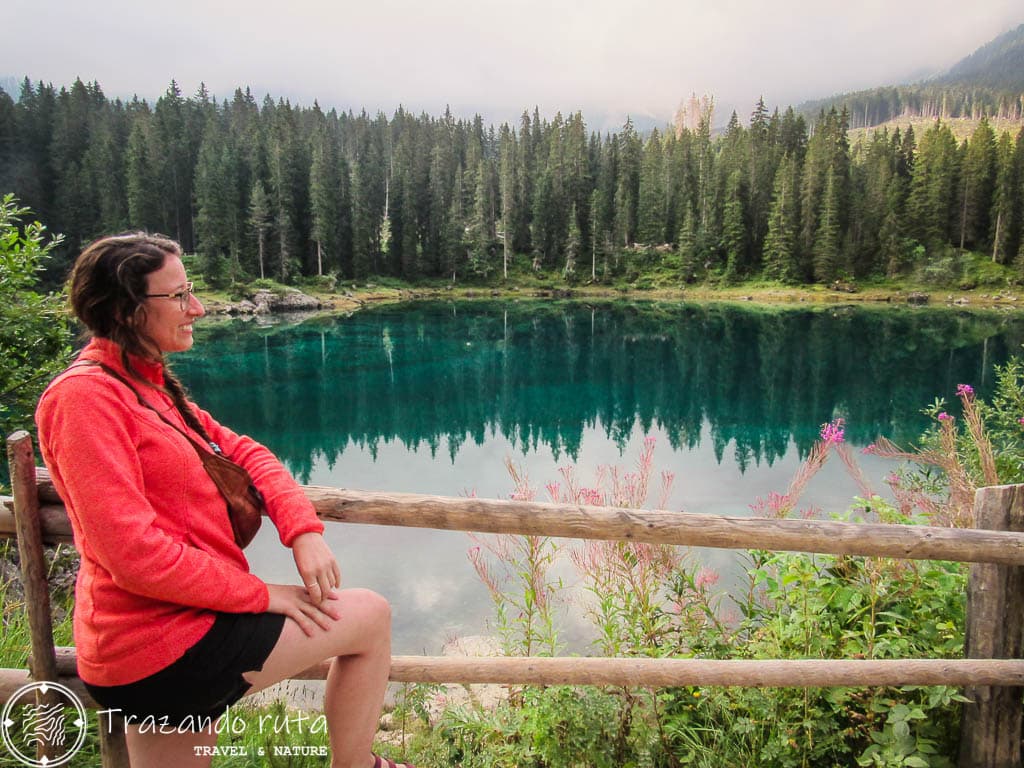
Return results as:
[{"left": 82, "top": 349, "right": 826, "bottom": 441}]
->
[{"left": 2, "top": 77, "right": 1024, "bottom": 288}]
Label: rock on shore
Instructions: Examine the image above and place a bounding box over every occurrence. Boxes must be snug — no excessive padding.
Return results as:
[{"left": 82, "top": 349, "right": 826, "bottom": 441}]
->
[{"left": 228, "top": 289, "right": 322, "bottom": 315}]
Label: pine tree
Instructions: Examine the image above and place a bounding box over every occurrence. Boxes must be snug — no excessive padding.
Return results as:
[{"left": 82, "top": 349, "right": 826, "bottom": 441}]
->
[
  {"left": 468, "top": 157, "right": 498, "bottom": 277},
  {"left": 958, "top": 117, "right": 997, "bottom": 251},
  {"left": 153, "top": 81, "right": 197, "bottom": 248},
  {"left": 721, "top": 170, "right": 747, "bottom": 282},
  {"left": 0, "top": 88, "right": 15, "bottom": 194},
  {"left": 125, "top": 106, "right": 161, "bottom": 231},
  {"left": 309, "top": 120, "right": 342, "bottom": 277},
  {"left": 907, "top": 120, "right": 960, "bottom": 250},
  {"left": 512, "top": 110, "right": 534, "bottom": 254},
  {"left": 248, "top": 179, "right": 272, "bottom": 280},
  {"left": 693, "top": 99, "right": 716, "bottom": 252},
  {"left": 11, "top": 80, "right": 58, "bottom": 225},
  {"left": 989, "top": 130, "right": 1018, "bottom": 264},
  {"left": 746, "top": 98, "right": 776, "bottom": 260},
  {"left": 763, "top": 153, "right": 800, "bottom": 282},
  {"left": 1013, "top": 129, "right": 1024, "bottom": 272},
  {"left": 813, "top": 168, "right": 841, "bottom": 282},
  {"left": 350, "top": 160, "right": 374, "bottom": 279},
  {"left": 616, "top": 118, "right": 642, "bottom": 246},
  {"left": 498, "top": 123, "right": 517, "bottom": 279},
  {"left": 637, "top": 129, "right": 666, "bottom": 244},
  {"left": 194, "top": 112, "right": 238, "bottom": 283},
  {"left": 50, "top": 79, "right": 102, "bottom": 249},
  {"left": 677, "top": 208, "right": 699, "bottom": 282}
]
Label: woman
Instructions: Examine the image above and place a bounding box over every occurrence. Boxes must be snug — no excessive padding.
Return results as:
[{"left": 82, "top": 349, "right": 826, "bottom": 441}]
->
[{"left": 36, "top": 232, "right": 414, "bottom": 768}]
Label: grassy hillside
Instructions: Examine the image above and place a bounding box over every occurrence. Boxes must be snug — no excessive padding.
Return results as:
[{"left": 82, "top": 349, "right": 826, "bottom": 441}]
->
[{"left": 848, "top": 114, "right": 1023, "bottom": 145}]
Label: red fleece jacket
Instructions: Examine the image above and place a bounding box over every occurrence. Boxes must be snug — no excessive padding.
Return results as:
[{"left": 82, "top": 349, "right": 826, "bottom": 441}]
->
[{"left": 35, "top": 338, "right": 325, "bottom": 686}]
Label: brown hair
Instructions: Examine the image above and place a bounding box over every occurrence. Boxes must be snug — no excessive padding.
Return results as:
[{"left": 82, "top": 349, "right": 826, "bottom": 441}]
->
[{"left": 68, "top": 232, "right": 211, "bottom": 440}]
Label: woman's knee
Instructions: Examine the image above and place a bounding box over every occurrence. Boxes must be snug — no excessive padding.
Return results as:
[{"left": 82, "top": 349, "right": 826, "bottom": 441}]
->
[
  {"left": 344, "top": 587, "right": 391, "bottom": 630},
  {"left": 330, "top": 588, "right": 391, "bottom": 641}
]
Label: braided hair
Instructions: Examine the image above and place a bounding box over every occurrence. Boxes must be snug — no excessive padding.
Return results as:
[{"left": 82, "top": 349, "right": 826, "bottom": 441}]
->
[{"left": 68, "top": 232, "right": 213, "bottom": 441}]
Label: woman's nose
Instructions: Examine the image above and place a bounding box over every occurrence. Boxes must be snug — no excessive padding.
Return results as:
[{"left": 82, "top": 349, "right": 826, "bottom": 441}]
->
[{"left": 187, "top": 293, "right": 206, "bottom": 317}]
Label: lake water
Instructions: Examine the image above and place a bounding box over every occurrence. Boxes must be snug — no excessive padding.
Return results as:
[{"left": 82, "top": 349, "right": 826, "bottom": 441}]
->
[{"left": 176, "top": 300, "right": 1024, "bottom": 654}]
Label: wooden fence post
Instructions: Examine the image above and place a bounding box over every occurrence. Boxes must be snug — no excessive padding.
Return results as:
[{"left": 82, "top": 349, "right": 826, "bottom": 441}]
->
[
  {"left": 7, "top": 430, "right": 60, "bottom": 764},
  {"left": 960, "top": 485, "right": 1024, "bottom": 767},
  {"left": 6, "top": 431, "right": 129, "bottom": 768}
]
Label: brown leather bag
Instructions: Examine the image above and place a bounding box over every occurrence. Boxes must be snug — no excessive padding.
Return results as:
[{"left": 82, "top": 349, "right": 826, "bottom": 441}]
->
[
  {"left": 77, "top": 360, "right": 265, "bottom": 548},
  {"left": 191, "top": 442, "right": 265, "bottom": 548}
]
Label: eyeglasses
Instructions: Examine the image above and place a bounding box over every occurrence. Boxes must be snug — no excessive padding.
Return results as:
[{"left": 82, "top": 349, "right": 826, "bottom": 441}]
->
[{"left": 145, "top": 281, "right": 195, "bottom": 311}]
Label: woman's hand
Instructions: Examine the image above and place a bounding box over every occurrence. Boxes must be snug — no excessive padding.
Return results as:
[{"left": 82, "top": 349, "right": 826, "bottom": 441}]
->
[
  {"left": 265, "top": 584, "right": 342, "bottom": 636},
  {"left": 291, "top": 532, "right": 342, "bottom": 606}
]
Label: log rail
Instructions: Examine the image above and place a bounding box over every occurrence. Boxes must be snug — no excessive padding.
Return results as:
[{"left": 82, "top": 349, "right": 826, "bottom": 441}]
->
[{"left": 3, "top": 431, "right": 1022, "bottom": 767}]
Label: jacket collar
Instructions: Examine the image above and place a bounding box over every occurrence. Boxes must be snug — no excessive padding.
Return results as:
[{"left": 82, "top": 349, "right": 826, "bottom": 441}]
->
[{"left": 79, "top": 337, "right": 166, "bottom": 388}]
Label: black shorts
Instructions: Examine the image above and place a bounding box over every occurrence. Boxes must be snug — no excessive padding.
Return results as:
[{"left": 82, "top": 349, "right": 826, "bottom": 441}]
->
[{"left": 83, "top": 611, "right": 285, "bottom": 728}]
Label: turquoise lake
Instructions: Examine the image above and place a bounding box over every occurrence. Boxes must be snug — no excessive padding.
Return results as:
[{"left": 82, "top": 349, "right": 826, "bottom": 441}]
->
[{"left": 176, "top": 300, "right": 1024, "bottom": 654}]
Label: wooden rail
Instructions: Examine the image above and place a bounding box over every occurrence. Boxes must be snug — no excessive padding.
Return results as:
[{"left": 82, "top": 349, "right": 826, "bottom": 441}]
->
[
  {"left": 3, "top": 430, "right": 1023, "bottom": 767},
  {"left": 8, "top": 475, "right": 1024, "bottom": 566}
]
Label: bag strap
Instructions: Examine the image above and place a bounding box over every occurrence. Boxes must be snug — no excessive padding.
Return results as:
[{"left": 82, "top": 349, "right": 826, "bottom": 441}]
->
[{"left": 69, "top": 360, "right": 225, "bottom": 458}]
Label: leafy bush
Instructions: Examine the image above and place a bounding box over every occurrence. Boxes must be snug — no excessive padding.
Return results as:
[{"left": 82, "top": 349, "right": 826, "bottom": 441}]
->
[
  {"left": 0, "top": 196, "right": 72, "bottom": 460},
  {"left": 298, "top": 273, "right": 339, "bottom": 292}
]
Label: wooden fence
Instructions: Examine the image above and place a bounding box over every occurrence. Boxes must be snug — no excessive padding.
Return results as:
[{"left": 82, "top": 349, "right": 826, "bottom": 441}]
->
[{"left": 2, "top": 429, "right": 1023, "bottom": 767}]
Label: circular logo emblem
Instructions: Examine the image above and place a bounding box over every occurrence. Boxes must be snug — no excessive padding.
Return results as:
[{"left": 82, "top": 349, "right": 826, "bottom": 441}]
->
[{"left": 1, "top": 681, "right": 88, "bottom": 767}]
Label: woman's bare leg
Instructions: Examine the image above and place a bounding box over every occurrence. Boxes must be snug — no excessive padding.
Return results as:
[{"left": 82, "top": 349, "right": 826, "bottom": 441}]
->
[
  {"left": 124, "top": 724, "right": 218, "bottom": 768},
  {"left": 242, "top": 587, "right": 400, "bottom": 768}
]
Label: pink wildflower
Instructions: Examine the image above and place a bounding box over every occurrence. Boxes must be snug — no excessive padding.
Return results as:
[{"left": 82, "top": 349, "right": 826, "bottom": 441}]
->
[
  {"left": 820, "top": 418, "right": 845, "bottom": 444},
  {"left": 1018, "top": 417, "right": 1024, "bottom": 426},
  {"left": 861, "top": 444, "right": 877, "bottom": 455},
  {"left": 545, "top": 482, "right": 561, "bottom": 502},
  {"left": 937, "top": 412, "right": 953, "bottom": 422},
  {"left": 956, "top": 383, "right": 974, "bottom": 398},
  {"left": 695, "top": 568, "right": 720, "bottom": 590}
]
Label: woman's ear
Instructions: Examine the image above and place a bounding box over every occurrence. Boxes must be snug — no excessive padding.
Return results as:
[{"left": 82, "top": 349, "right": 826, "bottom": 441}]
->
[{"left": 121, "top": 303, "right": 143, "bottom": 328}]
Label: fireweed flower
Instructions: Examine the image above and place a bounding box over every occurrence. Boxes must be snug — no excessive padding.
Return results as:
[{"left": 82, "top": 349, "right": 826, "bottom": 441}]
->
[
  {"left": 820, "top": 418, "right": 845, "bottom": 444},
  {"left": 861, "top": 444, "right": 877, "bottom": 455},
  {"left": 937, "top": 412, "right": 953, "bottom": 422},
  {"left": 956, "top": 383, "right": 974, "bottom": 398},
  {"left": 695, "top": 568, "right": 720, "bottom": 590}
]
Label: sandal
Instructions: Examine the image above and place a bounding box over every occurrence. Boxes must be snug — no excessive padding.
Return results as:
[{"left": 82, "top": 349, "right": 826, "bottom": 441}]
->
[{"left": 372, "top": 755, "right": 417, "bottom": 768}]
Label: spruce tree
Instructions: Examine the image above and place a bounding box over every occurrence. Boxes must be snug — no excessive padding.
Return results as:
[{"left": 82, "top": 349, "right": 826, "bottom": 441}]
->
[
  {"left": 907, "top": 120, "right": 960, "bottom": 251},
  {"left": 958, "top": 117, "right": 997, "bottom": 251},
  {"left": 498, "top": 124, "right": 517, "bottom": 279},
  {"left": 637, "top": 129, "right": 666, "bottom": 244},
  {"left": 248, "top": 179, "right": 271, "bottom": 280},
  {"left": 677, "top": 208, "right": 699, "bottom": 282},
  {"left": 813, "top": 168, "right": 841, "bottom": 282},
  {"left": 722, "top": 170, "right": 747, "bottom": 282},
  {"left": 309, "top": 122, "right": 342, "bottom": 277},
  {"left": 616, "top": 118, "right": 642, "bottom": 246},
  {"left": 763, "top": 153, "right": 800, "bottom": 282},
  {"left": 989, "top": 130, "right": 1018, "bottom": 264},
  {"left": 194, "top": 113, "right": 238, "bottom": 283}
]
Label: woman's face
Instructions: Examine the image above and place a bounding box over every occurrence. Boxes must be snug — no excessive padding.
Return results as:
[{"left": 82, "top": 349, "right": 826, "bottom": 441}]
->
[{"left": 139, "top": 254, "right": 205, "bottom": 355}]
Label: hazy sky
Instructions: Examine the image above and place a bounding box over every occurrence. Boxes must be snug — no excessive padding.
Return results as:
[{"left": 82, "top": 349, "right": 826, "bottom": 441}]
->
[{"left": 3, "top": 0, "right": 1022, "bottom": 129}]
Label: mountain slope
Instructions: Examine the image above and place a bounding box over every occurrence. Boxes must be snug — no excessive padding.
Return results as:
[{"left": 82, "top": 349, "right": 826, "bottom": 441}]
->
[
  {"left": 939, "top": 23, "right": 1024, "bottom": 91},
  {"left": 796, "top": 24, "right": 1024, "bottom": 127}
]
